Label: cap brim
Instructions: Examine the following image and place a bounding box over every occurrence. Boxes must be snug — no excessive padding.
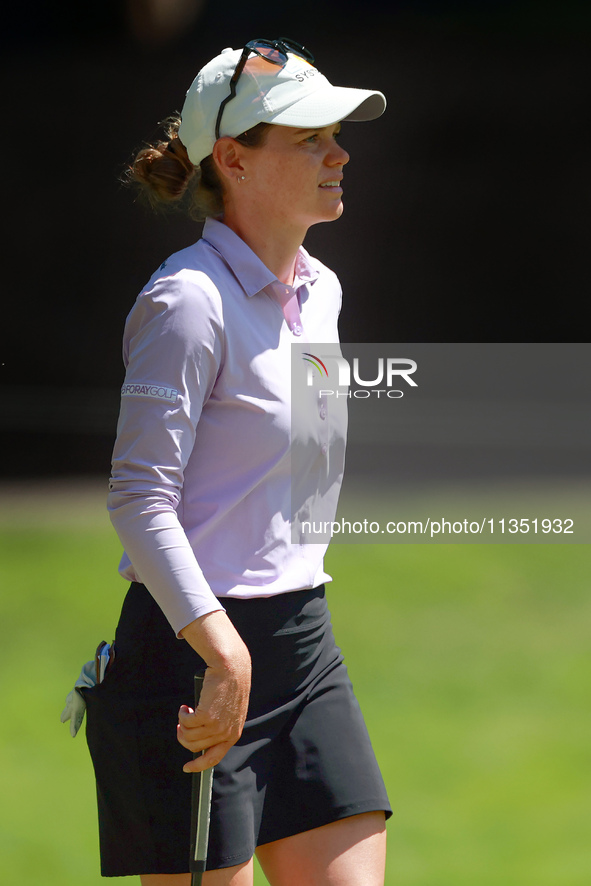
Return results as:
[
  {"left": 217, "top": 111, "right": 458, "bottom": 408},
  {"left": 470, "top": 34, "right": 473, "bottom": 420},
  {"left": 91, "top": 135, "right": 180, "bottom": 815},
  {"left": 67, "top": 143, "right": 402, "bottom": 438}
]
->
[{"left": 266, "top": 86, "right": 386, "bottom": 128}]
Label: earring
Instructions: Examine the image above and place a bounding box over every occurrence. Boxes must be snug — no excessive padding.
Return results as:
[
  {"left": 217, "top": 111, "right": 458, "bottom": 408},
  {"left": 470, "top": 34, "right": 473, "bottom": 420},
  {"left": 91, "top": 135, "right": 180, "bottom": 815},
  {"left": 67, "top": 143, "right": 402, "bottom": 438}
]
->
[{"left": 237, "top": 175, "right": 246, "bottom": 183}]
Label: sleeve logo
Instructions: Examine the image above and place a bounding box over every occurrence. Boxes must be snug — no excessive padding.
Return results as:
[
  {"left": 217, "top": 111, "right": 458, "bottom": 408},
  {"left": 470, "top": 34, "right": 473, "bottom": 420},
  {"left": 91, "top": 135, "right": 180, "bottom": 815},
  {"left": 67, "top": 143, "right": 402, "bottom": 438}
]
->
[{"left": 121, "top": 383, "right": 179, "bottom": 403}]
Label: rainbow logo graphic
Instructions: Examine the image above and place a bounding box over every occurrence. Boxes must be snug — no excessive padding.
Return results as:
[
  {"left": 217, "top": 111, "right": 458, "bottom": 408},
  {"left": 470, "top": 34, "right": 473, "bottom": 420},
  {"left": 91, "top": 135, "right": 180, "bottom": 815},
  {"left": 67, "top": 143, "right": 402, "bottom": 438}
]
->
[{"left": 302, "top": 352, "right": 329, "bottom": 379}]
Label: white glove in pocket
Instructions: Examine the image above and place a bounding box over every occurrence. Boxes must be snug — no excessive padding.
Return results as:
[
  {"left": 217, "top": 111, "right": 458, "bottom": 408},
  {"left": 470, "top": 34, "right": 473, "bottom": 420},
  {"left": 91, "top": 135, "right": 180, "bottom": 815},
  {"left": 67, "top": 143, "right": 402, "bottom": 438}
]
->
[{"left": 60, "top": 642, "right": 114, "bottom": 737}]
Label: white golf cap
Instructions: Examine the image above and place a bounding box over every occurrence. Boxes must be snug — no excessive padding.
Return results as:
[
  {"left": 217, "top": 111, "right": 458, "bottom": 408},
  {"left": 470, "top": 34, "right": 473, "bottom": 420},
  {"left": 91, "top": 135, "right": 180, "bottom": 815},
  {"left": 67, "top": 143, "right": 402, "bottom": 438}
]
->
[{"left": 179, "top": 45, "right": 386, "bottom": 166}]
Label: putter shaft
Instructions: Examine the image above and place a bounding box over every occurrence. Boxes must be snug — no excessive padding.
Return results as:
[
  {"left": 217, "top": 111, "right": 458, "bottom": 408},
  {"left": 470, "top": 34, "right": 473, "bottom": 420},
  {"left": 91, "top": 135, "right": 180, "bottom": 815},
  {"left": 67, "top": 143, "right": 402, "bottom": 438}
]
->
[{"left": 190, "top": 673, "right": 213, "bottom": 886}]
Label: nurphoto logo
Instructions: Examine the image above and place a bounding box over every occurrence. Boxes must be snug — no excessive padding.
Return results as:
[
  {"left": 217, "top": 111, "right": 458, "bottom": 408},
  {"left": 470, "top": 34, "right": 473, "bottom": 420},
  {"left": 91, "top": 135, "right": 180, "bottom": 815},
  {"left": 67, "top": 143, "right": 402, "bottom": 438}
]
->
[
  {"left": 302, "top": 352, "right": 329, "bottom": 379},
  {"left": 302, "top": 353, "right": 418, "bottom": 399}
]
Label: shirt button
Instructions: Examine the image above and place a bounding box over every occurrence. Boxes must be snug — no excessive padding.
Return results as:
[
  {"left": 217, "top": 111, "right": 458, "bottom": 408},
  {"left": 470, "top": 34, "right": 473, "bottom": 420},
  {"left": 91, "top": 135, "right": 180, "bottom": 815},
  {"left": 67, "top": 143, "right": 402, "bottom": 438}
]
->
[
  {"left": 321, "top": 444, "right": 328, "bottom": 455},
  {"left": 292, "top": 324, "right": 302, "bottom": 336}
]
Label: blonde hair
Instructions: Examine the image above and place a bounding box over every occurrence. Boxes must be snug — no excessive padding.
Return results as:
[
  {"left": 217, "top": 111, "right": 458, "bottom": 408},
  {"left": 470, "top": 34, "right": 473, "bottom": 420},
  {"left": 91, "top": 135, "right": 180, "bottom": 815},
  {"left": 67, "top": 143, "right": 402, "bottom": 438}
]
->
[{"left": 126, "top": 116, "right": 270, "bottom": 219}]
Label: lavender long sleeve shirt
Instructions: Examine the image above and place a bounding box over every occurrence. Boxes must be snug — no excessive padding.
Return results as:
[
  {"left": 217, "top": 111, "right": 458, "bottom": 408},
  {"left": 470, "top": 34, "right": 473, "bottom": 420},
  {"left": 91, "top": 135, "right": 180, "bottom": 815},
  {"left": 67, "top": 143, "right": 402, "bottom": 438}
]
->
[{"left": 108, "top": 217, "right": 347, "bottom": 636}]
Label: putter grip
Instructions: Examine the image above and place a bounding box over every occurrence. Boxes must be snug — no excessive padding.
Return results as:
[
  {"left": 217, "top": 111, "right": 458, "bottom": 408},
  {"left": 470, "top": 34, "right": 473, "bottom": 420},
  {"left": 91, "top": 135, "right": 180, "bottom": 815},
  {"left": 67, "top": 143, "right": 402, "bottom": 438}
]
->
[{"left": 189, "top": 672, "right": 213, "bottom": 886}]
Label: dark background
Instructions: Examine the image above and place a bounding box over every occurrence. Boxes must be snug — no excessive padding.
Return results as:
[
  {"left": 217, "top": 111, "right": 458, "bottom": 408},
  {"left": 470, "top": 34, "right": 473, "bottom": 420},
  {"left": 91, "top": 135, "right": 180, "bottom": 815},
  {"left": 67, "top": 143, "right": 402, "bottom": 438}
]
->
[{"left": 1, "top": 1, "right": 590, "bottom": 477}]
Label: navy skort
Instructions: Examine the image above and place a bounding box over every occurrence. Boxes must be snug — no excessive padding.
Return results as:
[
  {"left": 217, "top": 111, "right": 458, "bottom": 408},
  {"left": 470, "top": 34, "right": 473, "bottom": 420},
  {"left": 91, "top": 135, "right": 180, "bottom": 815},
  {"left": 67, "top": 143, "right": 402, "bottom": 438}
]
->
[{"left": 82, "top": 582, "right": 391, "bottom": 876}]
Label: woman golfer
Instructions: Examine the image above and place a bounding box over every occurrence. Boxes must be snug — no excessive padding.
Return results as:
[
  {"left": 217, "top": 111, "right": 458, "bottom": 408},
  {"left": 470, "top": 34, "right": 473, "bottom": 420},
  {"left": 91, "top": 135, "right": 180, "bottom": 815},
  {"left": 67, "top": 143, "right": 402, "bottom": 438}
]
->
[{"left": 85, "top": 38, "right": 391, "bottom": 885}]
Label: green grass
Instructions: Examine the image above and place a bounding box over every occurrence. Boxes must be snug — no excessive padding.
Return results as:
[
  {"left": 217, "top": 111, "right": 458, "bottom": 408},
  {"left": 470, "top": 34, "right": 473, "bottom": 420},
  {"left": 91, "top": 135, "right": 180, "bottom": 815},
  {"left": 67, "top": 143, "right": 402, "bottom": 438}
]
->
[{"left": 1, "top": 481, "right": 590, "bottom": 884}]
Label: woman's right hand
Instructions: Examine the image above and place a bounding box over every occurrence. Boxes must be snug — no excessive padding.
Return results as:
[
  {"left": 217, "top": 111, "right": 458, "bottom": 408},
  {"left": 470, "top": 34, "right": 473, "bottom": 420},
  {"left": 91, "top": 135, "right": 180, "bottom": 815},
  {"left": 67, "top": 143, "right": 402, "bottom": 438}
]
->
[{"left": 177, "top": 609, "right": 251, "bottom": 772}]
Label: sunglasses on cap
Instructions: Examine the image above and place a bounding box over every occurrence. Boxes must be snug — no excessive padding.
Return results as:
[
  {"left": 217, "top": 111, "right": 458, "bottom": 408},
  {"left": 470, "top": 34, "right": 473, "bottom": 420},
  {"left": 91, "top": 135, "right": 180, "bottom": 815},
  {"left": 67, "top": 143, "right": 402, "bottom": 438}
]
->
[{"left": 215, "top": 38, "right": 315, "bottom": 140}]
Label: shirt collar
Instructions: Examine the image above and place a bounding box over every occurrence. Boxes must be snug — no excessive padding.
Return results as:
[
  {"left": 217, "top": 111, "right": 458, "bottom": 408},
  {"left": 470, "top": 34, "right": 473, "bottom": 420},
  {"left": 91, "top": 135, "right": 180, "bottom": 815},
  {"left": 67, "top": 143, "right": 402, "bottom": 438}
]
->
[
  {"left": 202, "top": 217, "right": 320, "bottom": 297},
  {"left": 293, "top": 247, "right": 319, "bottom": 289}
]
